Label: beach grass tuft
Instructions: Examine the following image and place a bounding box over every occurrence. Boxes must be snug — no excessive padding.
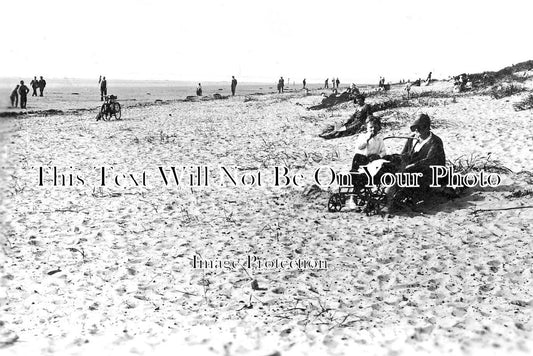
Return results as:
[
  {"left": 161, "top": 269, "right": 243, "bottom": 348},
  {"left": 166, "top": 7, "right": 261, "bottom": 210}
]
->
[
  {"left": 448, "top": 153, "right": 513, "bottom": 175},
  {"left": 490, "top": 83, "right": 527, "bottom": 99},
  {"left": 513, "top": 93, "right": 533, "bottom": 111}
]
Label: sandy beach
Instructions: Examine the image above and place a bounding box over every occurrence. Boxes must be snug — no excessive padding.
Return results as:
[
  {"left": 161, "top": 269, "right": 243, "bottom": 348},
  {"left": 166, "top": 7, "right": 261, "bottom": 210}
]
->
[{"left": 1, "top": 72, "right": 532, "bottom": 356}]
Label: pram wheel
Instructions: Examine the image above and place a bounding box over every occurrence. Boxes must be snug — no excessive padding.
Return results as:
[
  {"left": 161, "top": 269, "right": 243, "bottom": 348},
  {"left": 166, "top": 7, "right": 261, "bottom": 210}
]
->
[
  {"left": 363, "top": 187, "right": 387, "bottom": 216},
  {"left": 112, "top": 102, "right": 122, "bottom": 120},
  {"left": 328, "top": 193, "right": 344, "bottom": 212}
]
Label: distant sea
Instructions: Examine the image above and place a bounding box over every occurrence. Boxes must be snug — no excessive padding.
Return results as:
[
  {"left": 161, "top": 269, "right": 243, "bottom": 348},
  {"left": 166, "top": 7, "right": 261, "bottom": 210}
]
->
[{"left": 0, "top": 78, "right": 373, "bottom": 112}]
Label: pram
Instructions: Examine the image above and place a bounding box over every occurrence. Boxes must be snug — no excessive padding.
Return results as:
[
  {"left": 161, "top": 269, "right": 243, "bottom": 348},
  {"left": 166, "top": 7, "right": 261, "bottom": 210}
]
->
[
  {"left": 327, "top": 135, "right": 440, "bottom": 215},
  {"left": 327, "top": 159, "right": 396, "bottom": 215}
]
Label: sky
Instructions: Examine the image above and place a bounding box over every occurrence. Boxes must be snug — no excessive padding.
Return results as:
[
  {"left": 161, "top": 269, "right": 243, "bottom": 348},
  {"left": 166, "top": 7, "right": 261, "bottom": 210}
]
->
[{"left": 2, "top": 0, "right": 532, "bottom": 84}]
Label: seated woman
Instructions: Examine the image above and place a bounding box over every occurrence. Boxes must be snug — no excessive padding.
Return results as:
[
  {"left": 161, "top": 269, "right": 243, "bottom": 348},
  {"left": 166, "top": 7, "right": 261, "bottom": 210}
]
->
[
  {"left": 319, "top": 94, "right": 372, "bottom": 139},
  {"left": 385, "top": 113, "right": 447, "bottom": 210}
]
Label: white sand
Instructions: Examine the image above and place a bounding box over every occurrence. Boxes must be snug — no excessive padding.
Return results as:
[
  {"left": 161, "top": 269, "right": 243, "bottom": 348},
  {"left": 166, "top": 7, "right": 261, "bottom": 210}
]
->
[{"left": 1, "top": 79, "right": 532, "bottom": 355}]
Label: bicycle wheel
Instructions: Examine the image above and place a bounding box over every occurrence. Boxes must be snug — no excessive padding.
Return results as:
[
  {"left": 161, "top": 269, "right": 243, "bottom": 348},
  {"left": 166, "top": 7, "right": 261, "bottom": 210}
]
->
[
  {"left": 112, "top": 102, "right": 122, "bottom": 120},
  {"left": 101, "top": 104, "right": 110, "bottom": 121}
]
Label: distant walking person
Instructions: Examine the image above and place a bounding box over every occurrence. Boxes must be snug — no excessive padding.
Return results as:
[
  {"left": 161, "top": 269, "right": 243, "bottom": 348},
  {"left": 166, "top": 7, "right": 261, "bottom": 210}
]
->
[
  {"left": 38, "top": 76, "right": 46, "bottom": 96},
  {"left": 302, "top": 78, "right": 306, "bottom": 89},
  {"left": 196, "top": 83, "right": 203, "bottom": 96},
  {"left": 331, "top": 77, "right": 336, "bottom": 89},
  {"left": 336, "top": 77, "right": 340, "bottom": 89},
  {"left": 426, "top": 71, "right": 432, "bottom": 85},
  {"left": 99, "top": 76, "right": 107, "bottom": 101},
  {"left": 281, "top": 77, "right": 285, "bottom": 93},
  {"left": 10, "top": 85, "right": 20, "bottom": 108},
  {"left": 325, "top": 78, "right": 329, "bottom": 89},
  {"left": 30, "top": 76, "right": 39, "bottom": 96},
  {"left": 231, "top": 76, "right": 237, "bottom": 96},
  {"left": 18, "top": 81, "right": 30, "bottom": 109},
  {"left": 405, "top": 82, "right": 412, "bottom": 99}
]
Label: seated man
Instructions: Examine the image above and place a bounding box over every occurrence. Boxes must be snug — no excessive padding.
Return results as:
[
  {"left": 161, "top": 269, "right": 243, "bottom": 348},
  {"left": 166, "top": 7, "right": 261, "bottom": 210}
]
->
[
  {"left": 387, "top": 113, "right": 446, "bottom": 207},
  {"left": 319, "top": 94, "right": 372, "bottom": 139}
]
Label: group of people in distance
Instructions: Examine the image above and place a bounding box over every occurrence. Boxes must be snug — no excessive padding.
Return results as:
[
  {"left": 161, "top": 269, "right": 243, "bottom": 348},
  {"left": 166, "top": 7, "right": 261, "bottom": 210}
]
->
[
  {"left": 194, "top": 77, "right": 237, "bottom": 97},
  {"left": 324, "top": 77, "right": 341, "bottom": 89},
  {"left": 453, "top": 73, "right": 472, "bottom": 92},
  {"left": 10, "top": 76, "right": 47, "bottom": 109}
]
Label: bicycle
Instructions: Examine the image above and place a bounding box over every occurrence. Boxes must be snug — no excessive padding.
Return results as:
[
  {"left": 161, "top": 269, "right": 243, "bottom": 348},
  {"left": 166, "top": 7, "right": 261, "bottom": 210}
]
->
[{"left": 99, "top": 95, "right": 122, "bottom": 121}]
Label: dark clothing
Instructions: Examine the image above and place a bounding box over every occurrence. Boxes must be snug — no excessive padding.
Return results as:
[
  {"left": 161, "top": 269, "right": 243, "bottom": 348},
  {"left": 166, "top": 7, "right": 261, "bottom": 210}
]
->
[
  {"left": 401, "top": 133, "right": 446, "bottom": 170},
  {"left": 10, "top": 88, "right": 19, "bottom": 107},
  {"left": 19, "top": 84, "right": 30, "bottom": 109},
  {"left": 100, "top": 80, "right": 107, "bottom": 101},
  {"left": 345, "top": 103, "right": 372, "bottom": 128},
  {"left": 196, "top": 86, "right": 202, "bottom": 96},
  {"left": 319, "top": 103, "right": 372, "bottom": 139},
  {"left": 400, "top": 133, "right": 446, "bottom": 189},
  {"left": 18, "top": 85, "right": 30, "bottom": 108},
  {"left": 30, "top": 79, "right": 39, "bottom": 96},
  {"left": 308, "top": 91, "right": 353, "bottom": 110},
  {"left": 231, "top": 78, "right": 237, "bottom": 96},
  {"left": 19, "top": 85, "right": 29, "bottom": 96},
  {"left": 38, "top": 79, "right": 46, "bottom": 96},
  {"left": 350, "top": 153, "right": 381, "bottom": 172}
]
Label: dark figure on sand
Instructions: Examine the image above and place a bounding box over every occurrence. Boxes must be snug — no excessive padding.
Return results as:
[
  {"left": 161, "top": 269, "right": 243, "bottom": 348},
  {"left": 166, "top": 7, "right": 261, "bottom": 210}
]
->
[
  {"left": 38, "top": 76, "right": 46, "bottom": 96},
  {"left": 308, "top": 88, "right": 354, "bottom": 111},
  {"left": 10, "top": 85, "right": 20, "bottom": 108},
  {"left": 231, "top": 76, "right": 237, "bottom": 96},
  {"left": 400, "top": 114, "right": 446, "bottom": 174},
  {"left": 196, "top": 83, "right": 203, "bottom": 96},
  {"left": 384, "top": 113, "right": 446, "bottom": 209},
  {"left": 99, "top": 76, "right": 107, "bottom": 101},
  {"left": 30, "top": 76, "right": 39, "bottom": 96},
  {"left": 319, "top": 94, "right": 372, "bottom": 139},
  {"left": 336, "top": 78, "right": 340, "bottom": 89},
  {"left": 18, "top": 81, "right": 30, "bottom": 109},
  {"left": 303, "top": 78, "right": 306, "bottom": 89},
  {"left": 278, "top": 77, "right": 285, "bottom": 93},
  {"left": 324, "top": 78, "right": 329, "bottom": 89},
  {"left": 405, "top": 82, "right": 412, "bottom": 99}
]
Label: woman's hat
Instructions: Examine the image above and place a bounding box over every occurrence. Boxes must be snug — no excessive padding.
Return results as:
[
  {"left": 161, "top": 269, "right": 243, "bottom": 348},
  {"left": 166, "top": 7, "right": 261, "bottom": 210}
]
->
[{"left": 410, "top": 113, "right": 431, "bottom": 131}]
